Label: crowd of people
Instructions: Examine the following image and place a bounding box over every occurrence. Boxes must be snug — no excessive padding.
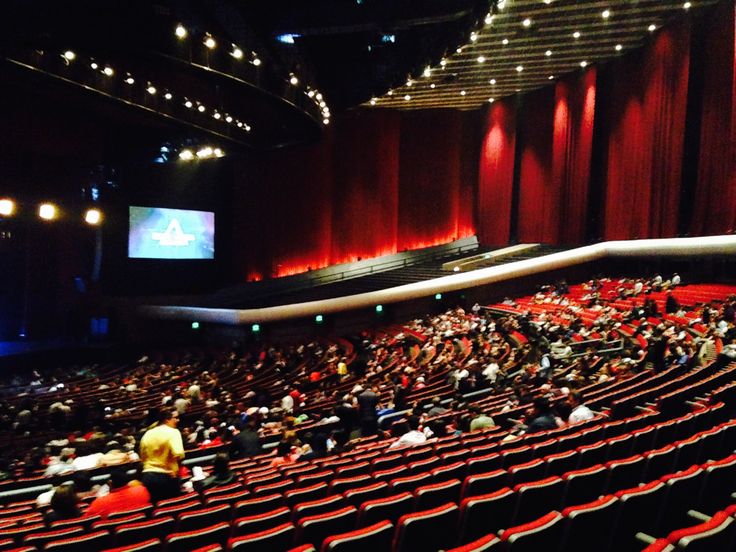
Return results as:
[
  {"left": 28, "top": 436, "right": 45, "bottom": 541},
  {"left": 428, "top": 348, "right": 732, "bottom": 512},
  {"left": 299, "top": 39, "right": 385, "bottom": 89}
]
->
[{"left": 0, "top": 274, "right": 734, "bottom": 525}]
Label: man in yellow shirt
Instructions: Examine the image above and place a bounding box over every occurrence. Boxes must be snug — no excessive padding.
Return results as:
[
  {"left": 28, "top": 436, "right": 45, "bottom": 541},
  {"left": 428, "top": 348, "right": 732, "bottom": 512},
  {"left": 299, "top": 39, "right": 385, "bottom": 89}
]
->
[{"left": 140, "top": 409, "right": 184, "bottom": 503}]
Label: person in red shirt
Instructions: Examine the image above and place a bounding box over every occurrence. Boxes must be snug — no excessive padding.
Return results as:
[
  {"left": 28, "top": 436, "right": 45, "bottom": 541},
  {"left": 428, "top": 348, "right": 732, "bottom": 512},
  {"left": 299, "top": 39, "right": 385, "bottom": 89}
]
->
[{"left": 86, "top": 468, "right": 151, "bottom": 518}]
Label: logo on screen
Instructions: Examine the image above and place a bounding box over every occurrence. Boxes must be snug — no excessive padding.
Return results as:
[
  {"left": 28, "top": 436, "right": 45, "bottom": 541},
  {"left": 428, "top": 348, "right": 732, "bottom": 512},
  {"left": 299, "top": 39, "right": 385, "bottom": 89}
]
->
[
  {"left": 152, "top": 219, "right": 196, "bottom": 247},
  {"left": 128, "top": 206, "right": 215, "bottom": 259}
]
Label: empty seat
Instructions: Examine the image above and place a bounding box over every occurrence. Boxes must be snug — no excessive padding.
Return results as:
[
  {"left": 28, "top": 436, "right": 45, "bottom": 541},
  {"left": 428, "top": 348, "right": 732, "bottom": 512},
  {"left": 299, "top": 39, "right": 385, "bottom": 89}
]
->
[
  {"left": 544, "top": 450, "right": 578, "bottom": 477},
  {"left": 466, "top": 453, "right": 502, "bottom": 476},
  {"left": 228, "top": 522, "right": 296, "bottom": 551},
  {"left": 413, "top": 479, "right": 461, "bottom": 510},
  {"left": 577, "top": 442, "right": 607, "bottom": 470},
  {"left": 342, "top": 482, "right": 388, "bottom": 508},
  {"left": 372, "top": 465, "right": 408, "bottom": 483},
  {"left": 153, "top": 499, "right": 201, "bottom": 519},
  {"left": 697, "top": 454, "right": 736, "bottom": 510},
  {"left": 658, "top": 465, "right": 704, "bottom": 534},
  {"left": 393, "top": 502, "right": 459, "bottom": 552},
  {"left": 232, "top": 507, "right": 291, "bottom": 537},
  {"left": 370, "top": 454, "right": 403, "bottom": 473},
  {"left": 431, "top": 461, "right": 466, "bottom": 483},
  {"left": 665, "top": 510, "right": 736, "bottom": 552},
  {"left": 166, "top": 522, "right": 230, "bottom": 552},
  {"left": 560, "top": 495, "right": 618, "bottom": 551},
  {"left": 22, "top": 527, "right": 86, "bottom": 550},
  {"left": 330, "top": 475, "right": 373, "bottom": 495},
  {"left": 458, "top": 488, "right": 515, "bottom": 545},
  {"left": 389, "top": 472, "right": 432, "bottom": 495},
  {"left": 284, "top": 483, "right": 329, "bottom": 508},
  {"left": 297, "top": 471, "right": 334, "bottom": 488},
  {"left": 45, "top": 531, "right": 111, "bottom": 552},
  {"left": 562, "top": 465, "right": 607, "bottom": 506},
  {"left": 501, "top": 511, "right": 565, "bottom": 552},
  {"left": 502, "top": 446, "right": 533, "bottom": 469},
  {"left": 206, "top": 490, "right": 250, "bottom": 507},
  {"left": 320, "top": 520, "right": 394, "bottom": 552},
  {"left": 612, "top": 480, "right": 667, "bottom": 552},
  {"left": 461, "top": 469, "right": 508, "bottom": 499},
  {"left": 642, "top": 445, "right": 677, "bottom": 482},
  {"left": 408, "top": 457, "right": 441, "bottom": 475},
  {"left": 115, "top": 517, "right": 175, "bottom": 547},
  {"left": 605, "top": 434, "right": 634, "bottom": 462},
  {"left": 253, "top": 478, "right": 294, "bottom": 497},
  {"left": 100, "top": 538, "right": 162, "bottom": 552},
  {"left": 357, "top": 492, "right": 414, "bottom": 528},
  {"left": 605, "top": 455, "right": 644, "bottom": 494},
  {"left": 335, "top": 461, "right": 370, "bottom": 479},
  {"left": 512, "top": 477, "right": 564, "bottom": 525},
  {"left": 292, "top": 495, "right": 346, "bottom": 523},
  {"left": 233, "top": 494, "right": 283, "bottom": 518},
  {"left": 509, "top": 459, "right": 546, "bottom": 486},
  {"left": 177, "top": 504, "right": 231, "bottom": 531},
  {"left": 295, "top": 506, "right": 357, "bottom": 549}
]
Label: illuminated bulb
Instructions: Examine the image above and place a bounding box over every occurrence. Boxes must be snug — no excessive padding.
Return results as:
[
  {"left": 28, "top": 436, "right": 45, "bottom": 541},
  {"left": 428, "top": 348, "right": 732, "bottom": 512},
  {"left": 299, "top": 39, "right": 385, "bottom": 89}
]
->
[
  {"left": 488, "top": 97, "right": 495, "bottom": 103},
  {"left": 602, "top": 9, "right": 611, "bottom": 19},
  {"left": 164, "top": 92, "right": 172, "bottom": 100},
  {"left": 430, "top": 83, "right": 436, "bottom": 89},
  {"left": 103, "top": 66, "right": 114, "bottom": 76},
  {"left": 213, "top": 148, "right": 224, "bottom": 158},
  {"left": 85, "top": 209, "right": 102, "bottom": 225},
  {"left": 147, "top": 85, "right": 156, "bottom": 95},
  {"left": 231, "top": 47, "right": 243, "bottom": 59},
  {"left": 460, "top": 90, "right": 466, "bottom": 96},
  {"left": 307, "top": 90, "right": 315, "bottom": 98},
  {"left": 38, "top": 203, "right": 57, "bottom": 220},
  {"left": 63, "top": 50, "right": 76, "bottom": 61},
  {"left": 236, "top": 121, "right": 243, "bottom": 127},
  {"left": 319, "top": 101, "right": 326, "bottom": 108},
  {"left": 316, "top": 93, "right": 323, "bottom": 101},
  {"left": 90, "top": 62, "right": 98, "bottom": 70},
  {"left": 470, "top": 32, "right": 478, "bottom": 42},
  {"left": 477, "top": 56, "right": 485, "bottom": 63},
  {"left": 179, "top": 149, "right": 194, "bottom": 160},
  {"left": 387, "top": 90, "right": 393, "bottom": 96},
  {"left": 683, "top": 1, "right": 691, "bottom": 8},
  {"left": 252, "top": 57, "right": 261, "bottom": 66},
  {"left": 580, "top": 60, "right": 588, "bottom": 67},
  {"left": 502, "top": 38, "right": 509, "bottom": 45},
  {"left": 544, "top": 0, "right": 552, "bottom": 4},
  {"left": 404, "top": 94, "right": 411, "bottom": 100},
  {"left": 197, "top": 104, "right": 205, "bottom": 113},
  {"left": 175, "top": 24, "right": 187, "bottom": 39},
  {"left": 125, "top": 76, "right": 135, "bottom": 85},
  {"left": 406, "top": 79, "right": 413, "bottom": 87},
  {"left": 244, "top": 124, "right": 251, "bottom": 131},
  {"left": 522, "top": 18, "right": 531, "bottom": 27},
  {"left": 196, "top": 147, "right": 213, "bottom": 158},
  {"left": 290, "top": 75, "right": 298, "bottom": 85},
  {"left": 0, "top": 199, "right": 15, "bottom": 216},
  {"left": 648, "top": 24, "right": 657, "bottom": 32},
  {"left": 516, "top": 65, "right": 524, "bottom": 72},
  {"left": 225, "top": 115, "right": 233, "bottom": 123},
  {"left": 490, "top": 78, "right": 496, "bottom": 85},
  {"left": 423, "top": 66, "right": 431, "bottom": 77},
  {"left": 485, "top": 14, "right": 494, "bottom": 25},
  {"left": 615, "top": 44, "right": 623, "bottom": 51},
  {"left": 323, "top": 118, "right": 330, "bottom": 125},
  {"left": 498, "top": 0, "right": 506, "bottom": 8},
  {"left": 545, "top": 50, "right": 552, "bottom": 56},
  {"left": 573, "top": 31, "right": 581, "bottom": 39},
  {"left": 213, "top": 112, "right": 221, "bottom": 119},
  {"left": 440, "top": 59, "right": 447, "bottom": 67},
  {"left": 370, "top": 98, "right": 377, "bottom": 105},
  {"left": 204, "top": 35, "right": 216, "bottom": 49},
  {"left": 456, "top": 47, "right": 462, "bottom": 53},
  {"left": 548, "top": 75, "right": 555, "bottom": 80},
  {"left": 184, "top": 100, "right": 193, "bottom": 108}
]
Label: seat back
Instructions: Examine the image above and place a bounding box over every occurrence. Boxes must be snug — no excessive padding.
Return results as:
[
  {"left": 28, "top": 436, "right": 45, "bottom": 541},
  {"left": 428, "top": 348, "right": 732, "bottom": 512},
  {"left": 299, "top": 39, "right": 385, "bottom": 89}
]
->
[
  {"left": 357, "top": 492, "right": 414, "bottom": 528},
  {"left": 393, "top": 502, "right": 459, "bottom": 552},
  {"left": 320, "top": 520, "right": 394, "bottom": 552},
  {"left": 461, "top": 469, "right": 508, "bottom": 499},
  {"left": 413, "top": 478, "right": 462, "bottom": 511},
  {"left": 165, "top": 522, "right": 230, "bottom": 552},
  {"left": 232, "top": 507, "right": 291, "bottom": 537},
  {"left": 560, "top": 495, "right": 618, "bottom": 551},
  {"left": 512, "top": 477, "right": 564, "bottom": 525},
  {"left": 115, "top": 516, "right": 175, "bottom": 547},
  {"left": 501, "top": 511, "right": 565, "bottom": 552},
  {"left": 296, "top": 506, "right": 357, "bottom": 550},
  {"left": 562, "top": 465, "right": 607, "bottom": 506},
  {"left": 458, "top": 488, "right": 515, "bottom": 545},
  {"left": 228, "top": 522, "right": 296, "bottom": 551}
]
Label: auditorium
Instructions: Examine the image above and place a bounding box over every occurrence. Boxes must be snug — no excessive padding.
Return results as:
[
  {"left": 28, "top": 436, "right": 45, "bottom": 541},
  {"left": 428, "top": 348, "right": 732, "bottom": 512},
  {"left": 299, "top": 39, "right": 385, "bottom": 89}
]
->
[{"left": 1, "top": 0, "right": 735, "bottom": 550}]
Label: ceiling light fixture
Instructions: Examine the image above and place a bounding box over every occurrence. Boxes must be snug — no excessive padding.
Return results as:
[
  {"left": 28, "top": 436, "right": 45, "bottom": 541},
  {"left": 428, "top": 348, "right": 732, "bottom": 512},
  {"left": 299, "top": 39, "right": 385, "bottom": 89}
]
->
[
  {"left": 146, "top": 85, "right": 156, "bottom": 95},
  {"left": 545, "top": 50, "right": 552, "bottom": 56},
  {"left": 573, "top": 31, "right": 581, "bottom": 39},
  {"left": 164, "top": 92, "right": 173, "bottom": 100},
  {"left": 63, "top": 50, "right": 76, "bottom": 61},
  {"left": 580, "top": 60, "right": 588, "bottom": 67},
  {"left": 602, "top": 9, "right": 611, "bottom": 19},
  {"left": 460, "top": 90, "right": 466, "bottom": 96},
  {"left": 125, "top": 76, "right": 135, "bottom": 85},
  {"left": 522, "top": 18, "right": 532, "bottom": 27},
  {"left": 175, "top": 24, "right": 187, "bottom": 39},
  {"left": 404, "top": 94, "right": 411, "bottom": 100},
  {"left": 516, "top": 65, "right": 524, "bottom": 72},
  {"left": 490, "top": 78, "right": 496, "bottom": 85},
  {"left": 683, "top": 1, "right": 692, "bottom": 8},
  {"left": 615, "top": 44, "right": 623, "bottom": 51},
  {"left": 103, "top": 66, "right": 113, "bottom": 76},
  {"left": 252, "top": 57, "right": 261, "bottom": 66},
  {"left": 231, "top": 47, "right": 243, "bottom": 59},
  {"left": 477, "top": 56, "right": 485, "bottom": 63},
  {"left": 204, "top": 35, "right": 216, "bottom": 49},
  {"left": 648, "top": 24, "right": 657, "bottom": 32},
  {"left": 502, "top": 38, "right": 509, "bottom": 45}
]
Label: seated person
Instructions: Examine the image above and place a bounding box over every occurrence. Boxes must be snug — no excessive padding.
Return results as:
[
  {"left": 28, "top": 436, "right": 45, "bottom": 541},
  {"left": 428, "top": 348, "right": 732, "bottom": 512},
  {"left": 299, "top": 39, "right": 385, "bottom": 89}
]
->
[
  {"left": 269, "top": 440, "right": 301, "bottom": 468},
  {"left": 389, "top": 416, "right": 427, "bottom": 449},
  {"left": 44, "top": 484, "right": 83, "bottom": 525},
  {"left": 86, "top": 467, "right": 151, "bottom": 519},
  {"left": 194, "top": 452, "right": 237, "bottom": 491}
]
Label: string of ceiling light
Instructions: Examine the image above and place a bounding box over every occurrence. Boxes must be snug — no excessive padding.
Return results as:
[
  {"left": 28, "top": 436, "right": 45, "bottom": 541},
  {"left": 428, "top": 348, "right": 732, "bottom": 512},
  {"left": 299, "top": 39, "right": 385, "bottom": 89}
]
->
[{"left": 369, "top": 0, "right": 697, "bottom": 109}]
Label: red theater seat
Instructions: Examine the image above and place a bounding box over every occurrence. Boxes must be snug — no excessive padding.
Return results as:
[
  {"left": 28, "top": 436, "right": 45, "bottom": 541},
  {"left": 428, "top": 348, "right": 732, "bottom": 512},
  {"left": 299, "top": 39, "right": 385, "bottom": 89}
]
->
[
  {"left": 228, "top": 523, "right": 296, "bottom": 551},
  {"left": 320, "top": 520, "right": 393, "bottom": 552},
  {"left": 357, "top": 492, "right": 414, "bottom": 528},
  {"left": 295, "top": 506, "right": 357, "bottom": 550},
  {"left": 165, "top": 522, "right": 230, "bottom": 552},
  {"left": 458, "top": 487, "right": 515, "bottom": 544},
  {"left": 393, "top": 502, "right": 459, "bottom": 552},
  {"left": 232, "top": 506, "right": 291, "bottom": 537},
  {"left": 501, "top": 511, "right": 565, "bottom": 552},
  {"left": 444, "top": 533, "right": 501, "bottom": 552}
]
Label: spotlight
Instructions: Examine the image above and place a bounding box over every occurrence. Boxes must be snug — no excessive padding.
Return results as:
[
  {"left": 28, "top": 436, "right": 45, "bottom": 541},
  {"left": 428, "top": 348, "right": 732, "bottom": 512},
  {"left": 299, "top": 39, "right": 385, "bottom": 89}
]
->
[
  {"left": 125, "top": 76, "right": 135, "bottom": 85},
  {"left": 63, "top": 50, "right": 76, "bottom": 61},
  {"left": 404, "top": 94, "right": 411, "bottom": 101},
  {"left": 488, "top": 97, "right": 495, "bottom": 103},
  {"left": 440, "top": 59, "right": 447, "bottom": 67},
  {"left": 289, "top": 75, "right": 299, "bottom": 85},
  {"left": 307, "top": 90, "right": 315, "bottom": 98},
  {"left": 490, "top": 78, "right": 496, "bottom": 85},
  {"left": 470, "top": 32, "right": 478, "bottom": 42},
  {"left": 615, "top": 44, "right": 623, "bottom": 51},
  {"left": 204, "top": 35, "right": 216, "bottom": 49},
  {"left": 0, "top": 199, "right": 16, "bottom": 216},
  {"left": 319, "top": 101, "right": 326, "bottom": 108},
  {"left": 370, "top": 98, "right": 377, "bottom": 105},
  {"left": 179, "top": 149, "right": 194, "bottom": 160},
  {"left": 516, "top": 65, "right": 524, "bottom": 72},
  {"left": 683, "top": 2, "right": 692, "bottom": 8},
  {"left": 252, "top": 57, "right": 261, "bottom": 66},
  {"left": 315, "top": 93, "right": 323, "bottom": 101},
  {"left": 376, "top": 305, "right": 383, "bottom": 313},
  {"left": 196, "top": 147, "right": 214, "bottom": 158},
  {"left": 244, "top": 124, "right": 251, "bottom": 131},
  {"left": 602, "top": 9, "right": 611, "bottom": 19},
  {"left": 213, "top": 148, "right": 224, "bottom": 158},
  {"left": 502, "top": 38, "right": 509, "bottom": 45},
  {"left": 251, "top": 323, "right": 260, "bottom": 333},
  {"left": 213, "top": 112, "right": 221, "bottom": 120},
  {"left": 164, "top": 92, "right": 173, "bottom": 100},
  {"left": 323, "top": 118, "right": 330, "bottom": 125},
  {"left": 477, "top": 56, "right": 485, "bottom": 63},
  {"left": 38, "top": 203, "right": 57, "bottom": 220},
  {"left": 423, "top": 66, "right": 431, "bottom": 77},
  {"left": 548, "top": 75, "right": 555, "bottom": 80},
  {"left": 406, "top": 79, "right": 413, "bottom": 87},
  {"left": 648, "top": 24, "right": 657, "bottom": 32},
  {"left": 236, "top": 121, "right": 243, "bottom": 127},
  {"left": 191, "top": 322, "right": 199, "bottom": 329},
  {"left": 580, "top": 60, "right": 588, "bottom": 67},
  {"left": 430, "top": 83, "right": 436, "bottom": 89},
  {"left": 103, "top": 66, "right": 114, "bottom": 76},
  {"left": 485, "top": 14, "right": 494, "bottom": 25},
  {"left": 225, "top": 115, "right": 233, "bottom": 123},
  {"left": 231, "top": 47, "right": 243, "bottom": 59},
  {"left": 146, "top": 85, "right": 156, "bottom": 95},
  {"left": 175, "top": 24, "right": 188, "bottom": 39},
  {"left": 522, "top": 18, "right": 532, "bottom": 27},
  {"left": 315, "top": 314, "right": 324, "bottom": 323},
  {"left": 84, "top": 208, "right": 102, "bottom": 225},
  {"left": 546, "top": 50, "right": 552, "bottom": 56},
  {"left": 460, "top": 90, "right": 466, "bottom": 96},
  {"left": 573, "top": 31, "right": 581, "bottom": 39},
  {"left": 184, "top": 100, "right": 193, "bottom": 108},
  {"left": 197, "top": 104, "right": 205, "bottom": 113},
  {"left": 90, "top": 62, "right": 98, "bottom": 70}
]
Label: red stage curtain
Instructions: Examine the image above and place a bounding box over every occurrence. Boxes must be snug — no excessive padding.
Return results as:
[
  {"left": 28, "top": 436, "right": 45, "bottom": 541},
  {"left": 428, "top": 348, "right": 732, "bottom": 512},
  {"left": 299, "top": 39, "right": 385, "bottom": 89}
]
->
[
  {"left": 398, "top": 110, "right": 473, "bottom": 250},
  {"left": 603, "top": 21, "right": 691, "bottom": 240},
  {"left": 554, "top": 68, "right": 597, "bottom": 244},
  {"left": 477, "top": 99, "right": 517, "bottom": 245},
  {"left": 691, "top": 0, "right": 736, "bottom": 236},
  {"left": 517, "top": 88, "right": 555, "bottom": 243},
  {"left": 331, "top": 110, "right": 401, "bottom": 263}
]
